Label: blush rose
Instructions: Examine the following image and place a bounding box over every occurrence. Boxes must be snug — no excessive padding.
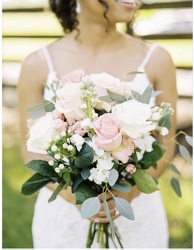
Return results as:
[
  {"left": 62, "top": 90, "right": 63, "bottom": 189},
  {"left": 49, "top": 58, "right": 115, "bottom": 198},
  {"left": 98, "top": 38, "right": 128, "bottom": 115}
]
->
[{"left": 93, "top": 113, "right": 122, "bottom": 151}]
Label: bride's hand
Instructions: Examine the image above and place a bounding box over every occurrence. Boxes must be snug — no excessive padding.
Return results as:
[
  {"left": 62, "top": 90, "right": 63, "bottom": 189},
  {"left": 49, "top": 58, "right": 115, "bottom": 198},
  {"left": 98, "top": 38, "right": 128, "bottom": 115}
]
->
[{"left": 89, "top": 192, "right": 120, "bottom": 223}]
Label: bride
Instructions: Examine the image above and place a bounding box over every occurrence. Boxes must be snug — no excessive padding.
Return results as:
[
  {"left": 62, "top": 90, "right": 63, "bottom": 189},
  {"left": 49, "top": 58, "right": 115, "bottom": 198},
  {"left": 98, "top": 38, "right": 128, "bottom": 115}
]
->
[{"left": 18, "top": 0, "right": 177, "bottom": 248}]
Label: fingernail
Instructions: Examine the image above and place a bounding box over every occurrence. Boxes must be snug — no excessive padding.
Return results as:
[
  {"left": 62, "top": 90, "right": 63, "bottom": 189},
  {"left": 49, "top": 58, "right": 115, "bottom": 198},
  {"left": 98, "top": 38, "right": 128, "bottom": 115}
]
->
[{"left": 94, "top": 218, "right": 100, "bottom": 223}]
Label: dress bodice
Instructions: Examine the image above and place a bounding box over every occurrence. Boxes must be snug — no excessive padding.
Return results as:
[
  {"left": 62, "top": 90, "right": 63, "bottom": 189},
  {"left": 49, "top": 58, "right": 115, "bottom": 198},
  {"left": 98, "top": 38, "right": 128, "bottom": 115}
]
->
[{"left": 42, "top": 43, "right": 159, "bottom": 104}]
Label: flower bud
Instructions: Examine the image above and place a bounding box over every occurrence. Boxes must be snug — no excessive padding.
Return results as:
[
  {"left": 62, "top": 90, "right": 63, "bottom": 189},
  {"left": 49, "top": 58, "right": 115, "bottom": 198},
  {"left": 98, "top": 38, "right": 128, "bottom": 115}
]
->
[{"left": 126, "top": 164, "right": 136, "bottom": 174}]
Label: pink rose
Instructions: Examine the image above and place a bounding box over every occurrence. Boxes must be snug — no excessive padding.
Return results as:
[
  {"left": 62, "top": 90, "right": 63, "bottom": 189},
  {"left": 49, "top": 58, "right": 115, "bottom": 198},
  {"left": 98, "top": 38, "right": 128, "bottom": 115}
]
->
[
  {"left": 126, "top": 164, "right": 136, "bottom": 174},
  {"left": 53, "top": 119, "right": 68, "bottom": 132},
  {"left": 71, "top": 121, "right": 86, "bottom": 136},
  {"left": 112, "top": 136, "right": 135, "bottom": 163},
  {"left": 59, "top": 69, "right": 85, "bottom": 88},
  {"left": 93, "top": 113, "right": 122, "bottom": 151}
]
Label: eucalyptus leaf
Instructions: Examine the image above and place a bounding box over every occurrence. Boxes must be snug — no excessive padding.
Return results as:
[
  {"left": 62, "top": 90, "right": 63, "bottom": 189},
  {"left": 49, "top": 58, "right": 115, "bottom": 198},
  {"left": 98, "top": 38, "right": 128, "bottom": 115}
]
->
[
  {"left": 132, "top": 169, "right": 159, "bottom": 194},
  {"left": 99, "top": 95, "right": 114, "bottom": 103},
  {"left": 107, "top": 89, "right": 126, "bottom": 103},
  {"left": 27, "top": 100, "right": 55, "bottom": 119},
  {"left": 127, "top": 71, "right": 144, "bottom": 75},
  {"left": 185, "top": 135, "right": 193, "bottom": 147},
  {"left": 81, "top": 197, "right": 101, "bottom": 219},
  {"left": 139, "top": 84, "right": 153, "bottom": 104},
  {"left": 171, "top": 177, "right": 182, "bottom": 197},
  {"left": 111, "top": 182, "right": 131, "bottom": 192},
  {"left": 179, "top": 145, "right": 192, "bottom": 164},
  {"left": 131, "top": 90, "right": 141, "bottom": 101},
  {"left": 114, "top": 197, "right": 134, "bottom": 220},
  {"left": 103, "top": 198, "right": 116, "bottom": 239},
  {"left": 74, "top": 143, "right": 94, "bottom": 168},
  {"left": 158, "top": 114, "right": 171, "bottom": 130},
  {"left": 168, "top": 164, "right": 181, "bottom": 175},
  {"left": 108, "top": 169, "right": 119, "bottom": 186},
  {"left": 21, "top": 173, "right": 54, "bottom": 195},
  {"left": 152, "top": 90, "right": 163, "bottom": 97}
]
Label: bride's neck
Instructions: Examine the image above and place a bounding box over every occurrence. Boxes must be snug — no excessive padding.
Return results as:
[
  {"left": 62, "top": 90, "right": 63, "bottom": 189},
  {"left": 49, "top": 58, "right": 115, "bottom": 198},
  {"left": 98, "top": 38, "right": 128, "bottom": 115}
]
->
[{"left": 70, "top": 15, "right": 121, "bottom": 51}]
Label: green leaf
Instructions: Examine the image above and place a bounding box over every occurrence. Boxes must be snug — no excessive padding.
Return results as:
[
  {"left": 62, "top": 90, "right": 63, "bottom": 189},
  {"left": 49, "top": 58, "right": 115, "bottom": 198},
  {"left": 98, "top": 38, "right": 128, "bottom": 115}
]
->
[
  {"left": 21, "top": 173, "right": 54, "bottom": 195},
  {"left": 185, "top": 135, "right": 193, "bottom": 147},
  {"left": 112, "top": 182, "right": 131, "bottom": 192},
  {"left": 126, "top": 71, "right": 144, "bottom": 75},
  {"left": 171, "top": 177, "right": 182, "bottom": 197},
  {"left": 152, "top": 90, "right": 163, "bottom": 97},
  {"left": 99, "top": 95, "right": 114, "bottom": 103},
  {"left": 140, "top": 144, "right": 165, "bottom": 169},
  {"left": 48, "top": 181, "right": 66, "bottom": 203},
  {"left": 81, "top": 197, "right": 101, "bottom": 219},
  {"left": 114, "top": 197, "right": 134, "bottom": 220},
  {"left": 132, "top": 169, "right": 159, "bottom": 194},
  {"left": 72, "top": 175, "right": 83, "bottom": 193},
  {"left": 107, "top": 89, "right": 126, "bottom": 103},
  {"left": 108, "top": 169, "right": 119, "bottom": 186},
  {"left": 158, "top": 114, "right": 172, "bottom": 130},
  {"left": 139, "top": 84, "right": 153, "bottom": 104},
  {"left": 131, "top": 90, "right": 141, "bottom": 101},
  {"left": 179, "top": 145, "right": 192, "bottom": 164},
  {"left": 25, "top": 160, "right": 59, "bottom": 180},
  {"left": 74, "top": 182, "right": 98, "bottom": 204},
  {"left": 103, "top": 198, "right": 116, "bottom": 239},
  {"left": 63, "top": 171, "right": 71, "bottom": 186},
  {"left": 27, "top": 100, "right": 55, "bottom": 119},
  {"left": 81, "top": 168, "right": 91, "bottom": 180},
  {"left": 168, "top": 164, "right": 181, "bottom": 175},
  {"left": 74, "top": 143, "right": 94, "bottom": 168}
]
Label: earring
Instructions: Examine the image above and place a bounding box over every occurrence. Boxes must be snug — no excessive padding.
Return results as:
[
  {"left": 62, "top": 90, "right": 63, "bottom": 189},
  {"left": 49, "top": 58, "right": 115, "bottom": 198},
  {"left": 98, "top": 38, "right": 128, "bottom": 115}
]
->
[{"left": 76, "top": 2, "right": 81, "bottom": 13}]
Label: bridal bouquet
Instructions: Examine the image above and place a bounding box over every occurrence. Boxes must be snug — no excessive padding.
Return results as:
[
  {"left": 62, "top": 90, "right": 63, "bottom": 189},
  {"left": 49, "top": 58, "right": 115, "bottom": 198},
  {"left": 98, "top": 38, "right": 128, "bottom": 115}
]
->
[{"left": 21, "top": 69, "right": 191, "bottom": 248}]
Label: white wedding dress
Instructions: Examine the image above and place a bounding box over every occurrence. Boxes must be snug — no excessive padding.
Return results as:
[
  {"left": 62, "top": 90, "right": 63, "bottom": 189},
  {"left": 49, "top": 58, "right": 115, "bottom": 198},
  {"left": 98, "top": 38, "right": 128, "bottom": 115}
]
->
[{"left": 32, "top": 43, "right": 169, "bottom": 248}]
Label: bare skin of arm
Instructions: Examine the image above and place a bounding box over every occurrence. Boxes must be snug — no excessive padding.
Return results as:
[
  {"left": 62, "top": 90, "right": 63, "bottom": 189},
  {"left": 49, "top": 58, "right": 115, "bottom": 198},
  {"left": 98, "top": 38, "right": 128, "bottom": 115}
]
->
[{"left": 18, "top": 42, "right": 177, "bottom": 223}]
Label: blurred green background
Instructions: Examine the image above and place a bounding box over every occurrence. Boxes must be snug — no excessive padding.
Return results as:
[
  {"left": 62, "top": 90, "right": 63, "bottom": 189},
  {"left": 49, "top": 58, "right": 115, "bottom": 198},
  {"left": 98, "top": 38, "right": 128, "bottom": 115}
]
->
[{"left": 2, "top": 0, "right": 192, "bottom": 248}]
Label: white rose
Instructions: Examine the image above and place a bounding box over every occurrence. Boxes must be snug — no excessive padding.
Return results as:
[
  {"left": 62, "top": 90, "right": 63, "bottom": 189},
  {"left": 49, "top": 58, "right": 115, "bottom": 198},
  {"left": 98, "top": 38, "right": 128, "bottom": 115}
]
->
[
  {"left": 55, "top": 82, "right": 85, "bottom": 120},
  {"left": 112, "top": 99, "right": 156, "bottom": 139},
  {"left": 27, "top": 113, "right": 60, "bottom": 154},
  {"left": 90, "top": 72, "right": 126, "bottom": 112}
]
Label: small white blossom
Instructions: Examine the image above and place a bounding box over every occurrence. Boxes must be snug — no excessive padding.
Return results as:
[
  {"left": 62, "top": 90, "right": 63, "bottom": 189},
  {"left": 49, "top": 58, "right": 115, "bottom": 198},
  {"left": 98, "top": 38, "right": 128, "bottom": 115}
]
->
[
  {"left": 70, "top": 134, "right": 85, "bottom": 151},
  {"left": 151, "top": 112, "right": 161, "bottom": 121},
  {"left": 61, "top": 131, "right": 66, "bottom": 136},
  {"left": 63, "top": 157, "right": 70, "bottom": 165},
  {"left": 67, "top": 145, "right": 74, "bottom": 151},
  {"left": 51, "top": 145, "right": 58, "bottom": 152},
  {"left": 54, "top": 154, "right": 61, "bottom": 160},
  {"left": 62, "top": 143, "right": 68, "bottom": 149},
  {"left": 135, "top": 134, "right": 156, "bottom": 160},
  {"left": 80, "top": 103, "right": 87, "bottom": 110},
  {"left": 160, "top": 127, "right": 169, "bottom": 136},
  {"left": 59, "top": 163, "right": 65, "bottom": 169},
  {"left": 81, "top": 118, "right": 92, "bottom": 130},
  {"left": 48, "top": 160, "right": 54, "bottom": 166},
  {"left": 55, "top": 167, "right": 60, "bottom": 173}
]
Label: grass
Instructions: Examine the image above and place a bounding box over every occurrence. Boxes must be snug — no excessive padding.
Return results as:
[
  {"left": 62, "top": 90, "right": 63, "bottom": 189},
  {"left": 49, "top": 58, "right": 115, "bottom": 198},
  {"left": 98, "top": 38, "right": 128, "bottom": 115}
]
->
[{"left": 2, "top": 130, "right": 192, "bottom": 248}]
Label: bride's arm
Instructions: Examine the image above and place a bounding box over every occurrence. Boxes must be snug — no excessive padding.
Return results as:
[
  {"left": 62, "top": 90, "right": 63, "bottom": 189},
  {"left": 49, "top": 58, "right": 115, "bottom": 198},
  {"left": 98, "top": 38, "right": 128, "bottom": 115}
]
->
[{"left": 18, "top": 51, "right": 76, "bottom": 204}]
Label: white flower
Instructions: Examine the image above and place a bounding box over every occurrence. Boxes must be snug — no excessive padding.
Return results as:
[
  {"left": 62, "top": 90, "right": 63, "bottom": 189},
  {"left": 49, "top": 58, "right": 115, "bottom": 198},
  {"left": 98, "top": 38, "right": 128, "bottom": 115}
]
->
[
  {"left": 70, "top": 134, "right": 85, "bottom": 151},
  {"left": 135, "top": 134, "right": 156, "bottom": 160},
  {"left": 90, "top": 72, "right": 126, "bottom": 112},
  {"left": 88, "top": 157, "right": 114, "bottom": 185},
  {"left": 54, "top": 154, "right": 61, "bottom": 160},
  {"left": 55, "top": 82, "right": 85, "bottom": 120},
  {"left": 48, "top": 160, "right": 54, "bottom": 166},
  {"left": 112, "top": 99, "right": 156, "bottom": 139},
  {"left": 59, "top": 164, "right": 65, "bottom": 169},
  {"left": 151, "top": 112, "right": 161, "bottom": 121},
  {"left": 26, "top": 112, "right": 60, "bottom": 154},
  {"left": 55, "top": 167, "right": 60, "bottom": 173},
  {"left": 160, "top": 127, "right": 169, "bottom": 136},
  {"left": 81, "top": 118, "right": 92, "bottom": 130},
  {"left": 87, "top": 140, "right": 105, "bottom": 158},
  {"left": 51, "top": 145, "right": 58, "bottom": 152}
]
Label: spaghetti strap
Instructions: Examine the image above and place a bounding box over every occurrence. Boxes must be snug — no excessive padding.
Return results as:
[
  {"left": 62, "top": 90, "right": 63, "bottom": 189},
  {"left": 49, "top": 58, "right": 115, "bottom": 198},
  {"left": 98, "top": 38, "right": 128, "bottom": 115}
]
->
[
  {"left": 42, "top": 47, "right": 55, "bottom": 73},
  {"left": 138, "top": 43, "right": 159, "bottom": 70}
]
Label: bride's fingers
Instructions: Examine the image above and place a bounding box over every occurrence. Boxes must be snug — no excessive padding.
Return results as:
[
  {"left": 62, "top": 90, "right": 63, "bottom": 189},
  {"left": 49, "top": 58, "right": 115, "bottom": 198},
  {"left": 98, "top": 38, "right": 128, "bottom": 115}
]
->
[
  {"left": 97, "top": 208, "right": 116, "bottom": 217},
  {"left": 89, "top": 213, "right": 121, "bottom": 223}
]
